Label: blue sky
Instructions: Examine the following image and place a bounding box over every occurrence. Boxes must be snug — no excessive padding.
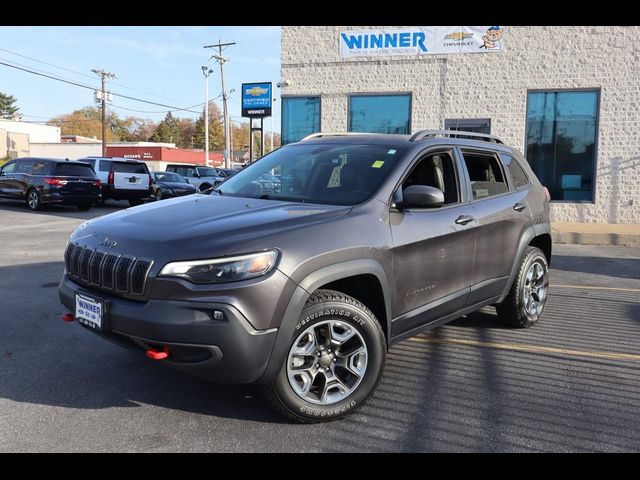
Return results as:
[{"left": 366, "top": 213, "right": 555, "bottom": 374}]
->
[{"left": 0, "top": 26, "right": 282, "bottom": 133}]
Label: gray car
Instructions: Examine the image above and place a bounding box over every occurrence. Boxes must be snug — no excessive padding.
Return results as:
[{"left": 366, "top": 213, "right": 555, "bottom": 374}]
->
[{"left": 59, "top": 130, "right": 551, "bottom": 423}]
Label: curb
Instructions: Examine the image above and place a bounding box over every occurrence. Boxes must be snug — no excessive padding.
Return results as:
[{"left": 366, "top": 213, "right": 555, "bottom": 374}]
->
[{"left": 551, "top": 231, "right": 640, "bottom": 247}]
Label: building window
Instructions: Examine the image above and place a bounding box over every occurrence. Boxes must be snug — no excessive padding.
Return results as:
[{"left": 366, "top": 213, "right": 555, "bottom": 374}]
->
[
  {"left": 525, "top": 90, "right": 599, "bottom": 202},
  {"left": 282, "top": 97, "right": 321, "bottom": 145},
  {"left": 348, "top": 94, "right": 411, "bottom": 134},
  {"left": 444, "top": 118, "right": 491, "bottom": 134}
]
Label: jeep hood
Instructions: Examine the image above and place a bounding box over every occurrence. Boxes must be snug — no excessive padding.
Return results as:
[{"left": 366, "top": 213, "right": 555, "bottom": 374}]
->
[{"left": 70, "top": 194, "right": 350, "bottom": 261}]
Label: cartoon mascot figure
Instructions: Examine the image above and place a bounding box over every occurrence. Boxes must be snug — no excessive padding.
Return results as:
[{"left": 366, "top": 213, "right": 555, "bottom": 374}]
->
[{"left": 480, "top": 26, "right": 504, "bottom": 49}]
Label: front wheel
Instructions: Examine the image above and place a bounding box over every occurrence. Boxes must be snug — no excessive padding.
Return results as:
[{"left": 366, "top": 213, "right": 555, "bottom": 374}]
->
[
  {"left": 156, "top": 189, "right": 163, "bottom": 201},
  {"left": 263, "top": 289, "right": 386, "bottom": 423},
  {"left": 128, "top": 198, "right": 143, "bottom": 207},
  {"left": 76, "top": 202, "right": 92, "bottom": 211},
  {"left": 496, "top": 246, "right": 549, "bottom": 328}
]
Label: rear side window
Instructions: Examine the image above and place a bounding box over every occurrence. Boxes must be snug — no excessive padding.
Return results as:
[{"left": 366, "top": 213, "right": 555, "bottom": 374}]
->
[
  {"left": 501, "top": 154, "right": 530, "bottom": 189},
  {"left": 461, "top": 150, "right": 509, "bottom": 200},
  {"left": 112, "top": 162, "right": 148, "bottom": 174},
  {"left": 31, "top": 160, "right": 52, "bottom": 175},
  {"left": 98, "top": 160, "right": 113, "bottom": 172},
  {"left": 55, "top": 163, "right": 96, "bottom": 177},
  {"left": 15, "top": 158, "right": 33, "bottom": 174}
]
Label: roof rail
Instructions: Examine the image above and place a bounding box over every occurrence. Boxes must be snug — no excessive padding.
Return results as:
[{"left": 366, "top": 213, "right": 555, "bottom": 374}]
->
[
  {"left": 409, "top": 129, "right": 504, "bottom": 144},
  {"left": 300, "top": 132, "right": 376, "bottom": 141}
]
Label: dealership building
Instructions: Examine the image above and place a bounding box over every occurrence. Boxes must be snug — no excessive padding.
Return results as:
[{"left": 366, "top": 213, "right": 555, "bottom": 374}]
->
[{"left": 280, "top": 26, "right": 639, "bottom": 224}]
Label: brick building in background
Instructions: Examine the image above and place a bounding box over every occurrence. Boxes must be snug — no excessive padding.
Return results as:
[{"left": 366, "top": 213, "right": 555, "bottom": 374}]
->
[
  {"left": 280, "top": 26, "right": 640, "bottom": 223},
  {"left": 105, "top": 142, "right": 224, "bottom": 171}
]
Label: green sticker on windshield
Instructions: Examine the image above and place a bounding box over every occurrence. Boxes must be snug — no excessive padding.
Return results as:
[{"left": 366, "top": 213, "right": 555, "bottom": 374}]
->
[{"left": 372, "top": 160, "right": 385, "bottom": 168}]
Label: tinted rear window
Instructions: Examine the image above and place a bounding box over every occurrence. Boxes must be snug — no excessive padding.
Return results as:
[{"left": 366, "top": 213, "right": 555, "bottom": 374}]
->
[
  {"left": 112, "top": 162, "right": 148, "bottom": 174},
  {"left": 55, "top": 163, "right": 96, "bottom": 177}
]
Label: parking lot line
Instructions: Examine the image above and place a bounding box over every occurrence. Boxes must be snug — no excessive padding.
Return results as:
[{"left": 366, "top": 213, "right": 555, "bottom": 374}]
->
[
  {"left": 551, "top": 284, "right": 640, "bottom": 293},
  {"left": 409, "top": 336, "right": 640, "bottom": 362}
]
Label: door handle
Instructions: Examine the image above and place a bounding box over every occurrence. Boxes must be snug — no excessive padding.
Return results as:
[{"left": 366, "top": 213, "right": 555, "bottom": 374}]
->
[
  {"left": 513, "top": 202, "right": 527, "bottom": 212},
  {"left": 455, "top": 215, "right": 475, "bottom": 225}
]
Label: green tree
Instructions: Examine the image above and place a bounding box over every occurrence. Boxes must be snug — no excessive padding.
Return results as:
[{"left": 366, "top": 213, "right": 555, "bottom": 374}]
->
[
  {"left": 194, "top": 101, "right": 224, "bottom": 150},
  {"left": 177, "top": 118, "right": 196, "bottom": 148},
  {"left": 150, "top": 112, "right": 181, "bottom": 144},
  {"left": 0, "top": 92, "right": 20, "bottom": 119}
]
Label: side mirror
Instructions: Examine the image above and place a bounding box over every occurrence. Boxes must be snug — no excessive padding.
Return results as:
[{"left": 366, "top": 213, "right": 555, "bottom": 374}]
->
[
  {"left": 397, "top": 185, "right": 445, "bottom": 209},
  {"left": 185, "top": 178, "right": 190, "bottom": 183},
  {"left": 0, "top": 171, "right": 4, "bottom": 177}
]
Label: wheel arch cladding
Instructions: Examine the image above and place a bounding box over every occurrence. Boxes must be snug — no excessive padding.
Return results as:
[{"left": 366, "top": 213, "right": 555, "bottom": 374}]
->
[
  {"left": 256, "top": 259, "right": 391, "bottom": 385},
  {"left": 501, "top": 224, "right": 552, "bottom": 301}
]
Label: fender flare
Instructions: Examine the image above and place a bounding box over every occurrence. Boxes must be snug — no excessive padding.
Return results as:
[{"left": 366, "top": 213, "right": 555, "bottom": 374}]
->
[
  {"left": 256, "top": 259, "right": 392, "bottom": 385},
  {"left": 499, "top": 223, "right": 552, "bottom": 301}
]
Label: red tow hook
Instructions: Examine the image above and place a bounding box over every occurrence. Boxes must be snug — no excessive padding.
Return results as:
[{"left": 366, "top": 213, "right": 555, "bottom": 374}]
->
[
  {"left": 62, "top": 313, "right": 75, "bottom": 322},
  {"left": 146, "top": 345, "right": 170, "bottom": 360}
]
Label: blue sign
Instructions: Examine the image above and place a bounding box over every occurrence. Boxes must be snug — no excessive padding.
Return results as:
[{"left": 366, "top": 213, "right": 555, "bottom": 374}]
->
[{"left": 242, "top": 82, "right": 272, "bottom": 117}]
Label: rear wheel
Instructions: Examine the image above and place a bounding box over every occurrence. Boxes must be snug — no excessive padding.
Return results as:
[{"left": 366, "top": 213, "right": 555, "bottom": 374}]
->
[
  {"left": 76, "top": 202, "right": 92, "bottom": 211},
  {"left": 263, "top": 289, "right": 386, "bottom": 423},
  {"left": 496, "top": 246, "right": 549, "bottom": 328},
  {"left": 26, "top": 188, "right": 42, "bottom": 211},
  {"left": 128, "top": 198, "right": 143, "bottom": 207}
]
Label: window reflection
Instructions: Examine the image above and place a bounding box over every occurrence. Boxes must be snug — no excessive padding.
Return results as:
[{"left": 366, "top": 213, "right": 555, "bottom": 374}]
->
[
  {"left": 282, "top": 97, "right": 321, "bottom": 145},
  {"left": 349, "top": 95, "right": 411, "bottom": 134},
  {"left": 525, "top": 90, "right": 598, "bottom": 202}
]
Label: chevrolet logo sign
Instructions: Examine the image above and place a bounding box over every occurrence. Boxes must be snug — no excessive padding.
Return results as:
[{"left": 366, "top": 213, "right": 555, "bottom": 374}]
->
[
  {"left": 444, "top": 32, "right": 473, "bottom": 41},
  {"left": 245, "top": 86, "right": 268, "bottom": 96}
]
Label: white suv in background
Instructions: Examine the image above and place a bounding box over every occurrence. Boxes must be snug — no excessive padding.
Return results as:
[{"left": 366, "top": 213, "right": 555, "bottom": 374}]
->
[
  {"left": 79, "top": 157, "right": 153, "bottom": 206},
  {"left": 164, "top": 164, "right": 226, "bottom": 192}
]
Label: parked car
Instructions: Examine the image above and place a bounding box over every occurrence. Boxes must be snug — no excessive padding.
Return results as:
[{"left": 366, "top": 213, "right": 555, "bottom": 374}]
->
[
  {"left": 0, "top": 157, "right": 100, "bottom": 211},
  {"left": 78, "top": 157, "right": 153, "bottom": 207},
  {"left": 60, "top": 130, "right": 551, "bottom": 423},
  {"left": 165, "top": 164, "right": 225, "bottom": 192},
  {"left": 151, "top": 171, "right": 196, "bottom": 200}
]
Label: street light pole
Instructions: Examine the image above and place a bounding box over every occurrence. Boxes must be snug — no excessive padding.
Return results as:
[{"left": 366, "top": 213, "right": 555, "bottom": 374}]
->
[
  {"left": 201, "top": 66, "right": 213, "bottom": 166},
  {"left": 270, "top": 97, "right": 276, "bottom": 152}
]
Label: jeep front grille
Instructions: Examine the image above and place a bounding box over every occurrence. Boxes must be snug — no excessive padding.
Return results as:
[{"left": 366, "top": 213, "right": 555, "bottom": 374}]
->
[{"left": 65, "top": 243, "right": 152, "bottom": 296}]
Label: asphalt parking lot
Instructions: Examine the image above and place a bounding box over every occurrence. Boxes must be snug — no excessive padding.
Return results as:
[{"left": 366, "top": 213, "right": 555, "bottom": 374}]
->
[{"left": 1, "top": 199, "right": 639, "bottom": 452}]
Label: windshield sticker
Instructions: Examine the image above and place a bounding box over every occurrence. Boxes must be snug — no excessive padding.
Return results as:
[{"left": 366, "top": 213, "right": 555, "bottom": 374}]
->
[
  {"left": 372, "top": 160, "right": 385, "bottom": 168},
  {"left": 387, "top": 149, "right": 396, "bottom": 155}
]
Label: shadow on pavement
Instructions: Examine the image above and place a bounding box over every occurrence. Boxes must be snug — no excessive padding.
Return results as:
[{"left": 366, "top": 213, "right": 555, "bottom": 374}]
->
[
  {"left": 551, "top": 254, "right": 640, "bottom": 280},
  {"left": 0, "top": 261, "right": 285, "bottom": 424}
]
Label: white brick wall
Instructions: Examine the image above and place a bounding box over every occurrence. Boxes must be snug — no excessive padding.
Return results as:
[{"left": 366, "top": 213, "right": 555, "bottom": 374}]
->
[{"left": 281, "top": 26, "right": 640, "bottom": 224}]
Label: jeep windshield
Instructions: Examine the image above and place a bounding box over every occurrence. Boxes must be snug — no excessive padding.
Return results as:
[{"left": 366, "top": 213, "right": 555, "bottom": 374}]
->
[
  {"left": 215, "top": 143, "right": 406, "bottom": 205},
  {"left": 196, "top": 167, "right": 220, "bottom": 177}
]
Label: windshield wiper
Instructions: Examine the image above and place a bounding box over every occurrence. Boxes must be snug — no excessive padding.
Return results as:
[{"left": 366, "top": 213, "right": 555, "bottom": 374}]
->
[{"left": 255, "top": 194, "right": 306, "bottom": 203}]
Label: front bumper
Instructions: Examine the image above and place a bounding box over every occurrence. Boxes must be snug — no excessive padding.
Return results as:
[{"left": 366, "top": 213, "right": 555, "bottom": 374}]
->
[{"left": 59, "top": 274, "right": 277, "bottom": 384}]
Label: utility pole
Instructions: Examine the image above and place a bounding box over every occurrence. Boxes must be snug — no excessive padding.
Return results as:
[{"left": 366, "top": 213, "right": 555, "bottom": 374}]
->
[
  {"left": 91, "top": 69, "right": 115, "bottom": 157},
  {"left": 204, "top": 40, "right": 235, "bottom": 169},
  {"left": 201, "top": 66, "right": 213, "bottom": 166}
]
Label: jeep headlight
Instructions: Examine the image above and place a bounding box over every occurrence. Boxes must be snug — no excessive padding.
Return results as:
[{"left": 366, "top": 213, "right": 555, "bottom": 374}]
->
[{"left": 159, "top": 250, "right": 278, "bottom": 284}]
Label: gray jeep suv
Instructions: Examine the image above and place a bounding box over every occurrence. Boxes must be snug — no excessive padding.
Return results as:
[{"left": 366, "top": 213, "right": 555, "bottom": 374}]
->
[{"left": 59, "top": 130, "right": 551, "bottom": 423}]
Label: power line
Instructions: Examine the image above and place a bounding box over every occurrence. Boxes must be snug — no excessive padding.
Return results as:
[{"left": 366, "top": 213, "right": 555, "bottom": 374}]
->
[
  {"left": 0, "top": 46, "right": 196, "bottom": 107},
  {"left": 0, "top": 59, "right": 203, "bottom": 114}
]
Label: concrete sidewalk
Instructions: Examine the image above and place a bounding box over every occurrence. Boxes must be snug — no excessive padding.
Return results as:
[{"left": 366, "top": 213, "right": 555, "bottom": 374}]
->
[{"left": 551, "top": 222, "right": 640, "bottom": 246}]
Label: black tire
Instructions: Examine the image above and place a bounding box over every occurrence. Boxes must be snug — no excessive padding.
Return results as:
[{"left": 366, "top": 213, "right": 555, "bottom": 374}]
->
[
  {"left": 26, "top": 188, "right": 42, "bottom": 211},
  {"left": 496, "top": 246, "right": 549, "bottom": 328},
  {"left": 156, "top": 189, "right": 163, "bottom": 201},
  {"left": 199, "top": 183, "right": 212, "bottom": 192},
  {"left": 263, "top": 289, "right": 386, "bottom": 423},
  {"left": 76, "top": 202, "right": 92, "bottom": 211},
  {"left": 128, "top": 198, "right": 143, "bottom": 207}
]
